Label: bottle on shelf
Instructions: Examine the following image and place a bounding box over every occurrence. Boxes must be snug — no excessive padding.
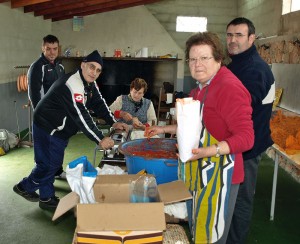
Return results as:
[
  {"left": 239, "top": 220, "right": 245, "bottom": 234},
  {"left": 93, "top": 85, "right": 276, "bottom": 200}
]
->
[{"left": 125, "top": 46, "right": 131, "bottom": 57}]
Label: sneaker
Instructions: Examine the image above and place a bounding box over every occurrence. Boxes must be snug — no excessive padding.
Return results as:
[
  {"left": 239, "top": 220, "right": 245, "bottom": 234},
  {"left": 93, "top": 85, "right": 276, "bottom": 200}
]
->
[
  {"left": 13, "top": 183, "right": 39, "bottom": 202},
  {"left": 55, "top": 171, "right": 67, "bottom": 180},
  {"left": 39, "top": 196, "right": 60, "bottom": 211}
]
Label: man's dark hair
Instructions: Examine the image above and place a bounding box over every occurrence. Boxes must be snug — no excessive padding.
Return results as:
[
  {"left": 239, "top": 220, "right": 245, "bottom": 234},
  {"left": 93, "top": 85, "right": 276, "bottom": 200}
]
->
[
  {"left": 43, "top": 34, "right": 59, "bottom": 44},
  {"left": 226, "top": 17, "right": 256, "bottom": 36}
]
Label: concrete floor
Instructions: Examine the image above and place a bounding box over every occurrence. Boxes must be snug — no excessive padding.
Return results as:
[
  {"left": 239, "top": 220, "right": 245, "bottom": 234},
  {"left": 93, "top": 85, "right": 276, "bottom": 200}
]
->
[{"left": 0, "top": 133, "right": 300, "bottom": 244}]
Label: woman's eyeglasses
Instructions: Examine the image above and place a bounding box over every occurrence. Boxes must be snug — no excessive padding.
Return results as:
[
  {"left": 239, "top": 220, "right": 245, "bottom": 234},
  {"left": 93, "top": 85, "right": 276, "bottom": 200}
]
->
[{"left": 186, "top": 57, "right": 214, "bottom": 65}]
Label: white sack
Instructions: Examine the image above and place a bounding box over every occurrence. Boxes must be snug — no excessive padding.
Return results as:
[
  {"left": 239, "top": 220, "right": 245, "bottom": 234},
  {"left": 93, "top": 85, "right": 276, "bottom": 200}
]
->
[
  {"left": 97, "top": 164, "right": 125, "bottom": 175},
  {"left": 176, "top": 97, "right": 202, "bottom": 162},
  {"left": 66, "top": 164, "right": 96, "bottom": 204},
  {"left": 164, "top": 202, "right": 188, "bottom": 219}
]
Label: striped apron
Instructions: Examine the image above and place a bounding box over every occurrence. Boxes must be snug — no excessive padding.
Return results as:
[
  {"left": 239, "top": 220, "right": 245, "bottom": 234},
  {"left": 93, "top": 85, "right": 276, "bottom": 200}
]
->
[{"left": 178, "top": 94, "right": 235, "bottom": 243}]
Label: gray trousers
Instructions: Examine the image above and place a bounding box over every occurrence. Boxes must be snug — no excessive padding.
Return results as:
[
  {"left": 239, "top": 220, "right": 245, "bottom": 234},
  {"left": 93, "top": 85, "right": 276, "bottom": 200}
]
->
[
  {"left": 215, "top": 184, "right": 239, "bottom": 244},
  {"left": 226, "top": 155, "right": 262, "bottom": 244}
]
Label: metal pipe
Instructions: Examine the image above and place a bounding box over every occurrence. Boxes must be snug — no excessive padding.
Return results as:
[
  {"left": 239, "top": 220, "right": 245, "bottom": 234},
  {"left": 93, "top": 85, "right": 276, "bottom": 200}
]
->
[{"left": 14, "top": 101, "right": 21, "bottom": 139}]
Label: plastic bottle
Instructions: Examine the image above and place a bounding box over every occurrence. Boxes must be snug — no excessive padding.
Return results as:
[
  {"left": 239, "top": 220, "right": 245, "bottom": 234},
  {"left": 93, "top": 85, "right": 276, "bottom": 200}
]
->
[{"left": 125, "top": 46, "right": 131, "bottom": 57}]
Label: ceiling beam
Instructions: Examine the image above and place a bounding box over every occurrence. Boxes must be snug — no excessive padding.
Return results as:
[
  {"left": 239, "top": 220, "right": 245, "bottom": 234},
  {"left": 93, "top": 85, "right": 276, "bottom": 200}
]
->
[
  {"left": 11, "top": 0, "right": 51, "bottom": 8},
  {"left": 47, "top": 0, "right": 162, "bottom": 21},
  {"left": 34, "top": 0, "right": 114, "bottom": 16},
  {"left": 2, "top": 0, "right": 164, "bottom": 21},
  {"left": 24, "top": 0, "right": 98, "bottom": 13}
]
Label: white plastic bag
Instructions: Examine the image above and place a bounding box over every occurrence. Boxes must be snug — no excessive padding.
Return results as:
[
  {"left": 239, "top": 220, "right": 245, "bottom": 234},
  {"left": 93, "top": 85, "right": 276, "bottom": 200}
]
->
[
  {"left": 0, "top": 129, "right": 19, "bottom": 153},
  {"left": 97, "top": 164, "right": 125, "bottom": 175},
  {"left": 0, "top": 129, "right": 10, "bottom": 153},
  {"left": 164, "top": 202, "right": 188, "bottom": 219},
  {"left": 176, "top": 98, "right": 202, "bottom": 162},
  {"left": 66, "top": 156, "right": 97, "bottom": 204}
]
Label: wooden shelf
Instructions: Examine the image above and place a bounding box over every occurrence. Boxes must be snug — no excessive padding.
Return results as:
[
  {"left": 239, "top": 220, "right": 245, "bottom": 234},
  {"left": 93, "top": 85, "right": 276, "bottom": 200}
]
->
[{"left": 59, "top": 56, "right": 181, "bottom": 62}]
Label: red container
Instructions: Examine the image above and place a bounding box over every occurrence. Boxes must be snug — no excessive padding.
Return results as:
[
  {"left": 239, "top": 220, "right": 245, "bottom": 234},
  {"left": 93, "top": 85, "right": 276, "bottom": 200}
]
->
[{"left": 114, "top": 49, "right": 122, "bottom": 57}]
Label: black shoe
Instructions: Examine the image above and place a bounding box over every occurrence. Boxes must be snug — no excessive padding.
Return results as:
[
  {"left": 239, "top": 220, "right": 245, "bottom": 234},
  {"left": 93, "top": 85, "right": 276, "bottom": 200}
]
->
[
  {"left": 13, "top": 183, "right": 39, "bottom": 202},
  {"left": 39, "top": 196, "right": 60, "bottom": 211}
]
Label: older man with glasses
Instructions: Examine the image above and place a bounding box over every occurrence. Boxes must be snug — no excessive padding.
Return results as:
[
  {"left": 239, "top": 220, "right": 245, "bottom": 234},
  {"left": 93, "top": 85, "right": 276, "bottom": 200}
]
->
[{"left": 13, "top": 50, "right": 128, "bottom": 211}]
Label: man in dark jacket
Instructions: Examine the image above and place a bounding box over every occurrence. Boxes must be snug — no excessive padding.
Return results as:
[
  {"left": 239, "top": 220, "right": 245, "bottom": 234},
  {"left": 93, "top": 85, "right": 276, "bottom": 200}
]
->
[
  {"left": 28, "top": 34, "right": 64, "bottom": 109},
  {"left": 28, "top": 34, "right": 66, "bottom": 179},
  {"left": 226, "top": 17, "right": 275, "bottom": 243},
  {"left": 13, "top": 50, "right": 128, "bottom": 210}
]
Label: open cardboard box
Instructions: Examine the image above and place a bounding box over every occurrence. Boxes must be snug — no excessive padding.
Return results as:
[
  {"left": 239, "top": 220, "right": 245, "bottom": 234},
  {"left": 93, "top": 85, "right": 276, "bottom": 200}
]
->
[{"left": 53, "top": 174, "right": 192, "bottom": 244}]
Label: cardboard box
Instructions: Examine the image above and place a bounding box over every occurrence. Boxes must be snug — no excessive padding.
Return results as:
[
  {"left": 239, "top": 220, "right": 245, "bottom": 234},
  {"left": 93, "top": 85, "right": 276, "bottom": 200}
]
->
[{"left": 53, "top": 175, "right": 192, "bottom": 244}]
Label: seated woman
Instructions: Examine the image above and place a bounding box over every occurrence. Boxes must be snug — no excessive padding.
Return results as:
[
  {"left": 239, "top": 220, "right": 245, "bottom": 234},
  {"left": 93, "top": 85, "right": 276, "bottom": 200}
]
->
[{"left": 109, "top": 78, "right": 157, "bottom": 139}]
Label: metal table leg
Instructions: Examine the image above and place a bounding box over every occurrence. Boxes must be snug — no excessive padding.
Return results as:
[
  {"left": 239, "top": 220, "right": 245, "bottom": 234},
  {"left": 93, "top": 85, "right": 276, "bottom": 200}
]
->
[
  {"left": 270, "top": 152, "right": 279, "bottom": 221},
  {"left": 93, "top": 145, "right": 99, "bottom": 167}
]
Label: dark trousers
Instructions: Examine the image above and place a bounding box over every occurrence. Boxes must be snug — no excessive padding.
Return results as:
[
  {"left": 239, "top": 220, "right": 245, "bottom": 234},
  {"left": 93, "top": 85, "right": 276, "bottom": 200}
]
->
[
  {"left": 20, "top": 123, "right": 68, "bottom": 199},
  {"left": 226, "top": 155, "right": 262, "bottom": 244},
  {"left": 30, "top": 124, "right": 64, "bottom": 177}
]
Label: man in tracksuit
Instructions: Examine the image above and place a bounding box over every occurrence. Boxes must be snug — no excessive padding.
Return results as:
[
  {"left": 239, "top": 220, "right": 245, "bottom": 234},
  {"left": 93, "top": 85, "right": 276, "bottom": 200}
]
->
[
  {"left": 28, "top": 34, "right": 65, "bottom": 109},
  {"left": 28, "top": 34, "right": 66, "bottom": 179},
  {"left": 14, "top": 50, "right": 128, "bottom": 210}
]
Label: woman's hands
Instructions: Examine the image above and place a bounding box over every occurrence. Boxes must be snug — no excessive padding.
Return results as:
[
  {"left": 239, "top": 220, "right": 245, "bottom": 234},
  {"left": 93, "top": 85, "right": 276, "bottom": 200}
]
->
[
  {"left": 144, "top": 125, "right": 164, "bottom": 137},
  {"left": 120, "top": 111, "right": 133, "bottom": 122},
  {"left": 120, "top": 111, "right": 144, "bottom": 129},
  {"left": 144, "top": 124, "right": 177, "bottom": 137},
  {"left": 112, "top": 122, "right": 129, "bottom": 132},
  {"left": 188, "top": 141, "right": 230, "bottom": 161},
  {"left": 132, "top": 117, "right": 145, "bottom": 129}
]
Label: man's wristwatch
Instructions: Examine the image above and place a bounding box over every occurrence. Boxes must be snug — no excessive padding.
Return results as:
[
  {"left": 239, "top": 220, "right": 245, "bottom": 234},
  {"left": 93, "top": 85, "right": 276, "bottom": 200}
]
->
[{"left": 214, "top": 143, "right": 220, "bottom": 157}]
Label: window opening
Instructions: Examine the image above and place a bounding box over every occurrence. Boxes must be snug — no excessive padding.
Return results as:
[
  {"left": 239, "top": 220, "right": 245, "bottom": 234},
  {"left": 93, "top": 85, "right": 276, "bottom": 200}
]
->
[
  {"left": 282, "top": 0, "right": 300, "bottom": 14},
  {"left": 176, "top": 16, "right": 207, "bottom": 32}
]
